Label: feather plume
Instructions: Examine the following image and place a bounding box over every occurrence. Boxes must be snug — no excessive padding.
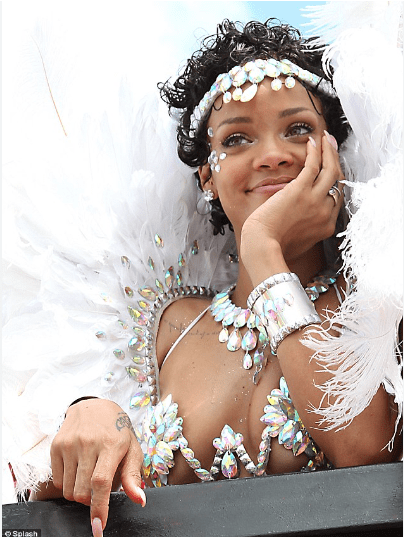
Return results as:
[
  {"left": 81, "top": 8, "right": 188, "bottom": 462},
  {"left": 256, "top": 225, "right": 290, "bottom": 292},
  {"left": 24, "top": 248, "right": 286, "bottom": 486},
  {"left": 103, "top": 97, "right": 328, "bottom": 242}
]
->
[{"left": 301, "top": 2, "right": 403, "bottom": 434}]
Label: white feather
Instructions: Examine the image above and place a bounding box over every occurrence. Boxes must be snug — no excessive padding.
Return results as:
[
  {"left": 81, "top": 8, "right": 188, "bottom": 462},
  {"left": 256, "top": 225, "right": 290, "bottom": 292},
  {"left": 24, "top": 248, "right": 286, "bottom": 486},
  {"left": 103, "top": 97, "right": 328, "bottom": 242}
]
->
[{"left": 301, "top": 2, "right": 403, "bottom": 435}]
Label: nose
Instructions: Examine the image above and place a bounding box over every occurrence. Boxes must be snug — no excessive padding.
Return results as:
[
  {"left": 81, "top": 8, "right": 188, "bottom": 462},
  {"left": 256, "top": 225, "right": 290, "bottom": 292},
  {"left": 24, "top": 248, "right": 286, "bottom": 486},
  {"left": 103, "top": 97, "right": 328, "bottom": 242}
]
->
[{"left": 253, "top": 137, "right": 294, "bottom": 170}]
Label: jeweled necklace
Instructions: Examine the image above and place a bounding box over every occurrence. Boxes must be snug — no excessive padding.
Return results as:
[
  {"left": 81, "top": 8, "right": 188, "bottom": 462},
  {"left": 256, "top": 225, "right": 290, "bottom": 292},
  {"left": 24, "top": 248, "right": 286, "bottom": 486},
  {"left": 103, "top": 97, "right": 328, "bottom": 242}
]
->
[{"left": 210, "top": 269, "right": 338, "bottom": 385}]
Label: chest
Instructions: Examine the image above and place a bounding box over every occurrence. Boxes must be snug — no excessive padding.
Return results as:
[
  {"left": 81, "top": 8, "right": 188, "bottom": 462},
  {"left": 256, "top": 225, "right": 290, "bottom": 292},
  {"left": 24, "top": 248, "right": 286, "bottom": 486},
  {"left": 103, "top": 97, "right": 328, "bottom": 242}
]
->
[{"left": 157, "top": 314, "right": 307, "bottom": 484}]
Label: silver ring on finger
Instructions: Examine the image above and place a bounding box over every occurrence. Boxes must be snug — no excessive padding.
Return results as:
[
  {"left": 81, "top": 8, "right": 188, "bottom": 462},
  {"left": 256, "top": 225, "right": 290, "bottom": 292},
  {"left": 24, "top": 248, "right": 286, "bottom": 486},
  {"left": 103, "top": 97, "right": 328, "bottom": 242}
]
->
[{"left": 328, "top": 184, "right": 341, "bottom": 206}]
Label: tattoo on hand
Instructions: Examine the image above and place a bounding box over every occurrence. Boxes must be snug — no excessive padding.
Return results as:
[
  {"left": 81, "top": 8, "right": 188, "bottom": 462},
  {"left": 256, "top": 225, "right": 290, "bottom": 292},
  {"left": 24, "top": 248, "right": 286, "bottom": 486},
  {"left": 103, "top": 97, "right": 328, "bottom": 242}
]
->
[{"left": 116, "top": 412, "right": 135, "bottom": 434}]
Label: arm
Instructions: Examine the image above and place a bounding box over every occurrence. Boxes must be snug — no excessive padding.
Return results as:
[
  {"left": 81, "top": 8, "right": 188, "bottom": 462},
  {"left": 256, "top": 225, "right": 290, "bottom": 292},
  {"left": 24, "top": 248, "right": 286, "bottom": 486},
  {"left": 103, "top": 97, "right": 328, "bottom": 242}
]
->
[{"left": 240, "top": 132, "right": 401, "bottom": 466}]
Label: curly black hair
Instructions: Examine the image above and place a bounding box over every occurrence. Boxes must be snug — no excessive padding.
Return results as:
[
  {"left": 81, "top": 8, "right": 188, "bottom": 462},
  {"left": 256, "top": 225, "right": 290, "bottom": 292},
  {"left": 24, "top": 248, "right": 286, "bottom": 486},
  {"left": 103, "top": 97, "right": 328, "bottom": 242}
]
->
[{"left": 159, "top": 19, "right": 350, "bottom": 235}]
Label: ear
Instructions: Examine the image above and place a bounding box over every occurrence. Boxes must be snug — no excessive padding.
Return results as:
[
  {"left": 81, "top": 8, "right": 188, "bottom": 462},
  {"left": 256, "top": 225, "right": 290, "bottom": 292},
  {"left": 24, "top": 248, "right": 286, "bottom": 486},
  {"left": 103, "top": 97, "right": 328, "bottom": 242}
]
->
[{"left": 198, "top": 163, "right": 217, "bottom": 196}]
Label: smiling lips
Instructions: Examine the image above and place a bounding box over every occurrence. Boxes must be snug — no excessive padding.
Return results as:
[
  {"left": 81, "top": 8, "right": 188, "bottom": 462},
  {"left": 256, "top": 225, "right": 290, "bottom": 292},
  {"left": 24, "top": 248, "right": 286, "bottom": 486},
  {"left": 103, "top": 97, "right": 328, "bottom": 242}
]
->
[{"left": 251, "top": 177, "right": 294, "bottom": 194}]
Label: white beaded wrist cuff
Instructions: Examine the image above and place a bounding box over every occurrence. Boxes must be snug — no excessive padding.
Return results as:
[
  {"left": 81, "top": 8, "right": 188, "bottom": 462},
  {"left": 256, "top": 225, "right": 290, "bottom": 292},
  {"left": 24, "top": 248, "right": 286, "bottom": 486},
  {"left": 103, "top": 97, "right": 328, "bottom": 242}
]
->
[{"left": 248, "top": 274, "right": 321, "bottom": 355}]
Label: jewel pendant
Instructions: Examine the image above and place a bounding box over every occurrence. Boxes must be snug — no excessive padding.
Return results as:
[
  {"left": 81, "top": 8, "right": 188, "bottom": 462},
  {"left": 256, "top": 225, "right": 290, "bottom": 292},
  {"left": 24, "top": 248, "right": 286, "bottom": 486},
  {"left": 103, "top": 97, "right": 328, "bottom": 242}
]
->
[
  {"left": 219, "top": 326, "right": 229, "bottom": 343},
  {"left": 243, "top": 352, "right": 253, "bottom": 370},
  {"left": 227, "top": 328, "right": 242, "bottom": 351}
]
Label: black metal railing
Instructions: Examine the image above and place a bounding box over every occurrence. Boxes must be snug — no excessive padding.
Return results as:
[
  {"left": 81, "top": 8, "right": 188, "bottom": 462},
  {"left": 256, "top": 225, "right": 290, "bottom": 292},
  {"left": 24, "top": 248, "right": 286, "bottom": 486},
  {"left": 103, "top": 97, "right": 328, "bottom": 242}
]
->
[{"left": 2, "top": 462, "right": 402, "bottom": 536}]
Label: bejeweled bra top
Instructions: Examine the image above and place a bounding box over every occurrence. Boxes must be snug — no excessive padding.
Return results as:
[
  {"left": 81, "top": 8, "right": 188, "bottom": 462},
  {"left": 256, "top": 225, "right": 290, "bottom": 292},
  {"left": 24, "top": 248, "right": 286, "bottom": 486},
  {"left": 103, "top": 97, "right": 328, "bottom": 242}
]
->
[{"left": 133, "top": 306, "right": 332, "bottom": 487}]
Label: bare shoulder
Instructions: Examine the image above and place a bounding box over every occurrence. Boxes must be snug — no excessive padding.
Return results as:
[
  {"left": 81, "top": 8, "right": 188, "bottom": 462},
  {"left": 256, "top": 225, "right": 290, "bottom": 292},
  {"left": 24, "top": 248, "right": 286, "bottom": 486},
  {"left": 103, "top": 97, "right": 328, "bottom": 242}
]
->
[{"left": 156, "top": 296, "right": 212, "bottom": 366}]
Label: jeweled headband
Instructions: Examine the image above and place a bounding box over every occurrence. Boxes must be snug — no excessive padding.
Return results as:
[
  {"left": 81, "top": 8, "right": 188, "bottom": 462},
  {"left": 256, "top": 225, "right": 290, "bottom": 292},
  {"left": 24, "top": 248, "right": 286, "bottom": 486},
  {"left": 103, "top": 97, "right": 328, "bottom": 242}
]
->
[{"left": 189, "top": 58, "right": 336, "bottom": 135}]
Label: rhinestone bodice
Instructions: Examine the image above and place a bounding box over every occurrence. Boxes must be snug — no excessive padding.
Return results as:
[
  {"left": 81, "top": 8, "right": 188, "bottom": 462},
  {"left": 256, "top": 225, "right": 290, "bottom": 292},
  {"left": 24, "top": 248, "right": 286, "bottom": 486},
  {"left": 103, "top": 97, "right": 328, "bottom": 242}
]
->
[{"left": 134, "top": 374, "right": 330, "bottom": 487}]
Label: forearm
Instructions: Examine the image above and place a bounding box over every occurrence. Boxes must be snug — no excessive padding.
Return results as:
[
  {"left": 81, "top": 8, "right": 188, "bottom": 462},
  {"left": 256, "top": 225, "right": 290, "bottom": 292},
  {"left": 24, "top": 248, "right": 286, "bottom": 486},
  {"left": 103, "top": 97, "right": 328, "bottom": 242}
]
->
[
  {"left": 242, "top": 234, "right": 401, "bottom": 467},
  {"left": 276, "top": 330, "right": 400, "bottom": 467}
]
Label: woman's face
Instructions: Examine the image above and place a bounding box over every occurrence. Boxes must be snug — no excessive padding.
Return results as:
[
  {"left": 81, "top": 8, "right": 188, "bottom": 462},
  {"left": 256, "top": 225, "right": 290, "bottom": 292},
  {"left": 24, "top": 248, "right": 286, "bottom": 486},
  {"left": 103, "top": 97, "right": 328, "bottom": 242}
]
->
[{"left": 200, "top": 78, "right": 328, "bottom": 236}]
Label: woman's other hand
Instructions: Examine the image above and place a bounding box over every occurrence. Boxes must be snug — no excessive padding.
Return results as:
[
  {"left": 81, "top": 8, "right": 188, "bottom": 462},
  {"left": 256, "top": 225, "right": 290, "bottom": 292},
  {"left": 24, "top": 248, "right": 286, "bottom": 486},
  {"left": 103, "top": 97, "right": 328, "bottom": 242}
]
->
[{"left": 35, "top": 398, "right": 146, "bottom": 536}]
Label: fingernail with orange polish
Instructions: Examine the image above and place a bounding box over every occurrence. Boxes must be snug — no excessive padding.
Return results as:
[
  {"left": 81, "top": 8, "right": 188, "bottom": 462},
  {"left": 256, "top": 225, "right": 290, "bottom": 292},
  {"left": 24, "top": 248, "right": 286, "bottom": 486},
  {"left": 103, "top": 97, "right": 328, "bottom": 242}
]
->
[{"left": 91, "top": 517, "right": 103, "bottom": 537}]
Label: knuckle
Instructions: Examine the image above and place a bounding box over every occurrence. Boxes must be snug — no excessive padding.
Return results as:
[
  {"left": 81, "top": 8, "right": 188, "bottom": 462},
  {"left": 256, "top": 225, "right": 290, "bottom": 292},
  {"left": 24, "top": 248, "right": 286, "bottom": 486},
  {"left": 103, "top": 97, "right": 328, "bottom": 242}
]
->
[
  {"left": 73, "top": 491, "right": 91, "bottom": 505},
  {"left": 91, "top": 473, "right": 111, "bottom": 490}
]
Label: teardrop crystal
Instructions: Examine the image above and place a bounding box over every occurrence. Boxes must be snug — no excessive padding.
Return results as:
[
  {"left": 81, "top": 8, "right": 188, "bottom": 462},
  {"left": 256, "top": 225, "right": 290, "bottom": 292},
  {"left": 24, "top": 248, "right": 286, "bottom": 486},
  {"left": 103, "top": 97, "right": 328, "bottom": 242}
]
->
[
  {"left": 130, "top": 391, "right": 150, "bottom": 408},
  {"left": 234, "top": 309, "right": 250, "bottom": 328},
  {"left": 155, "top": 279, "right": 164, "bottom": 293},
  {"left": 154, "top": 234, "right": 164, "bottom": 248},
  {"left": 191, "top": 240, "right": 199, "bottom": 254},
  {"left": 178, "top": 253, "right": 186, "bottom": 267},
  {"left": 221, "top": 451, "right": 238, "bottom": 478},
  {"left": 219, "top": 326, "right": 229, "bottom": 343},
  {"left": 138, "top": 287, "right": 157, "bottom": 301},
  {"left": 241, "top": 329, "right": 257, "bottom": 351},
  {"left": 227, "top": 329, "right": 242, "bottom": 351},
  {"left": 243, "top": 353, "right": 253, "bottom": 370},
  {"left": 165, "top": 267, "right": 174, "bottom": 288},
  {"left": 240, "top": 83, "right": 258, "bottom": 102},
  {"left": 220, "top": 425, "right": 236, "bottom": 450},
  {"left": 128, "top": 307, "right": 147, "bottom": 326},
  {"left": 121, "top": 256, "right": 131, "bottom": 268},
  {"left": 125, "top": 287, "right": 134, "bottom": 297}
]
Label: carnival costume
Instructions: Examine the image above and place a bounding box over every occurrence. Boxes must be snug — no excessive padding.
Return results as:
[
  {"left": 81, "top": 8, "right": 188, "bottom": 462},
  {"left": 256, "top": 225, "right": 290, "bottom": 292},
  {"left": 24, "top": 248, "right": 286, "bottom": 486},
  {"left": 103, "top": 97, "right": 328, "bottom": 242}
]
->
[{"left": 3, "top": 2, "right": 402, "bottom": 500}]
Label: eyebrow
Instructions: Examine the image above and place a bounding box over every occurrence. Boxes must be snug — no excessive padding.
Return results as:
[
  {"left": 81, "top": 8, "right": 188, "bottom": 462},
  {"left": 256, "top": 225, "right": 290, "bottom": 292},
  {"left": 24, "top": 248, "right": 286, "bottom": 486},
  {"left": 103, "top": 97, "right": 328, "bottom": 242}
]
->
[
  {"left": 217, "top": 116, "right": 251, "bottom": 129},
  {"left": 217, "top": 107, "right": 313, "bottom": 129},
  {"left": 279, "top": 107, "right": 311, "bottom": 118}
]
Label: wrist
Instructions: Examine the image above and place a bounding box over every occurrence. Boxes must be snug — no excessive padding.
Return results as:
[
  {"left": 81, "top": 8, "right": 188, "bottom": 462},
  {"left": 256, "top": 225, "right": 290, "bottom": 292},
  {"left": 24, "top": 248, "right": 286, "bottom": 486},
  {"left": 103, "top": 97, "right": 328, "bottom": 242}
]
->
[
  {"left": 240, "top": 232, "right": 289, "bottom": 286},
  {"left": 65, "top": 396, "right": 99, "bottom": 418}
]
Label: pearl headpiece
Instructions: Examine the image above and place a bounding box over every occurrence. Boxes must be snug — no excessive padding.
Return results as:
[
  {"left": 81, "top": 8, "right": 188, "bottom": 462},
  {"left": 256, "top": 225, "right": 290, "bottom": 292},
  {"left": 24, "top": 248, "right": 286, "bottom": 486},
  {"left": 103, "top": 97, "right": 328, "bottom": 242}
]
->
[{"left": 190, "top": 58, "right": 335, "bottom": 135}]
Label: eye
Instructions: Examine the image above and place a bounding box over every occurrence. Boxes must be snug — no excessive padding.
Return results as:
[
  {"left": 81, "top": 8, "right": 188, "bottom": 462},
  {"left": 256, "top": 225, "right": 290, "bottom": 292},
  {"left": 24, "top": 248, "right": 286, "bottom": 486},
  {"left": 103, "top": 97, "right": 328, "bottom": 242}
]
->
[
  {"left": 286, "top": 122, "right": 313, "bottom": 137},
  {"left": 222, "top": 133, "right": 251, "bottom": 148}
]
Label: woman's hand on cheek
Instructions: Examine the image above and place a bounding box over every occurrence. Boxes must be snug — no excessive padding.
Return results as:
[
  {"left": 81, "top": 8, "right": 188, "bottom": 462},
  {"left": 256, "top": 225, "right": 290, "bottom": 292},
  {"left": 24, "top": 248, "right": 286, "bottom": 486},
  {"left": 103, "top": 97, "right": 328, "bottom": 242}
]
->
[{"left": 240, "top": 132, "right": 344, "bottom": 273}]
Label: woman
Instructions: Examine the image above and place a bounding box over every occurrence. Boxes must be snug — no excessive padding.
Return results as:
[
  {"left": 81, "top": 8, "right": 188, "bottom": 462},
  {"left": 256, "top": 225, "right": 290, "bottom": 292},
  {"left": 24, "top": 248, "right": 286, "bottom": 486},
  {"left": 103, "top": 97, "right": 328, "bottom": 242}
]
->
[{"left": 4, "top": 16, "right": 402, "bottom": 537}]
